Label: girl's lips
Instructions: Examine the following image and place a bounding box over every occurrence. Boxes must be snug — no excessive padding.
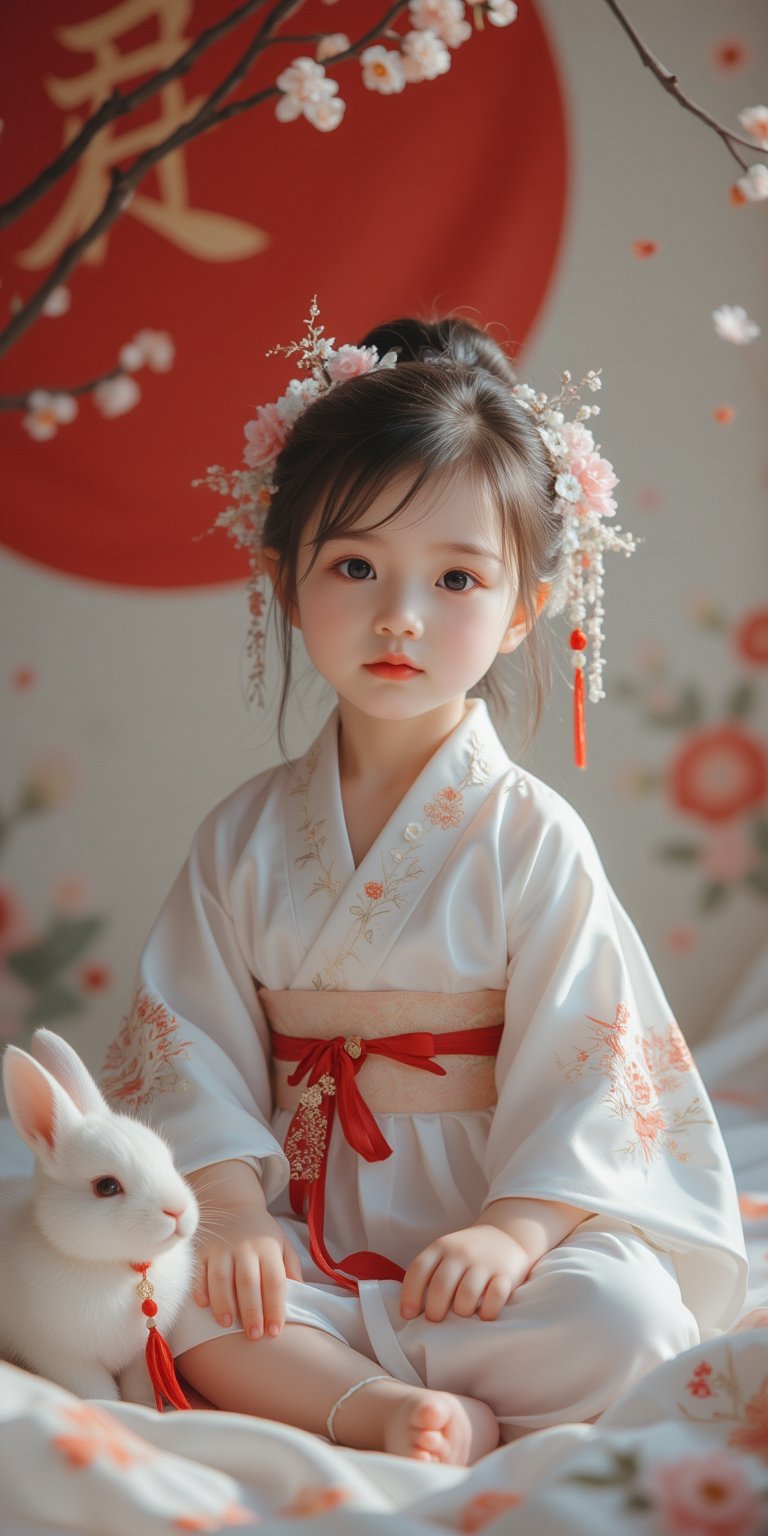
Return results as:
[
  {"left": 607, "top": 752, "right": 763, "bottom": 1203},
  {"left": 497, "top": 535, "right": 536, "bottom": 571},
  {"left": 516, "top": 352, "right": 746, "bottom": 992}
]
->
[{"left": 364, "top": 662, "right": 423, "bottom": 680}]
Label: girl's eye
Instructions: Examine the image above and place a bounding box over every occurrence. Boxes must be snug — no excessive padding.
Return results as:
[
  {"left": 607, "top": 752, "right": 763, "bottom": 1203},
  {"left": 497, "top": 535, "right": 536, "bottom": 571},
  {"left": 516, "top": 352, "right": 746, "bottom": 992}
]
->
[
  {"left": 336, "top": 558, "right": 374, "bottom": 581},
  {"left": 93, "top": 1176, "right": 124, "bottom": 1198},
  {"left": 438, "top": 569, "right": 477, "bottom": 593}
]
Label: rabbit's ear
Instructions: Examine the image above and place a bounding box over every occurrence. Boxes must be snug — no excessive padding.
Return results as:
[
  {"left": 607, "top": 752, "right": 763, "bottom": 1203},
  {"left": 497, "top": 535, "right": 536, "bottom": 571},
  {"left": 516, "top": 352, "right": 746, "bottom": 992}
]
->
[
  {"left": 3, "top": 1046, "right": 82, "bottom": 1159},
  {"left": 29, "top": 1029, "right": 107, "bottom": 1116}
]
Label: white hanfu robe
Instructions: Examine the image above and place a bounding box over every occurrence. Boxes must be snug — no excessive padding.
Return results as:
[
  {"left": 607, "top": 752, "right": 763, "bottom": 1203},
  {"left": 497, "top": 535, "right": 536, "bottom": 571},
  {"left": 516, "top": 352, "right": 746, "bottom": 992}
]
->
[{"left": 102, "top": 699, "right": 747, "bottom": 1432}]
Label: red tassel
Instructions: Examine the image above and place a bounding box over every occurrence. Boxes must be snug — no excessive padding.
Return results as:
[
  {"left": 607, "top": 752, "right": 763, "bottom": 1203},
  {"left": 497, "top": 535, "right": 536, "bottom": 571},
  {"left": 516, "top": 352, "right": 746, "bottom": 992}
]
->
[
  {"left": 573, "top": 666, "right": 587, "bottom": 770},
  {"left": 145, "top": 1324, "right": 191, "bottom": 1412}
]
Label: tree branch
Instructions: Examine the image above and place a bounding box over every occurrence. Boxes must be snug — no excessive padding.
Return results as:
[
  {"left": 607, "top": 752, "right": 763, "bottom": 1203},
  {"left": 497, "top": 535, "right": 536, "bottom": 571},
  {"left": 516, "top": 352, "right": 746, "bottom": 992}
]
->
[
  {"left": 600, "top": 0, "right": 766, "bottom": 172},
  {"left": 0, "top": 366, "right": 124, "bottom": 411},
  {"left": 0, "top": 0, "right": 301, "bottom": 361},
  {"left": 0, "top": 0, "right": 412, "bottom": 364},
  {"left": 0, "top": 0, "right": 274, "bottom": 230}
]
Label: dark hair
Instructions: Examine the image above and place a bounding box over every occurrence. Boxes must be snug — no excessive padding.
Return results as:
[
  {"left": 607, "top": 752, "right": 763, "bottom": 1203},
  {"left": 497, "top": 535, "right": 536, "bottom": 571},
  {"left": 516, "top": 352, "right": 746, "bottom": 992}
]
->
[{"left": 262, "top": 315, "right": 566, "bottom": 755}]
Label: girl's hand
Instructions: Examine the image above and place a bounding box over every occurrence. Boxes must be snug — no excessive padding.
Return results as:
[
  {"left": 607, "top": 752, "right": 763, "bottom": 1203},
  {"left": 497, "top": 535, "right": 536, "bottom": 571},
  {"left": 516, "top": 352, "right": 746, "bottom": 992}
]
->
[
  {"left": 400, "top": 1225, "right": 531, "bottom": 1324},
  {"left": 193, "top": 1202, "right": 303, "bottom": 1339}
]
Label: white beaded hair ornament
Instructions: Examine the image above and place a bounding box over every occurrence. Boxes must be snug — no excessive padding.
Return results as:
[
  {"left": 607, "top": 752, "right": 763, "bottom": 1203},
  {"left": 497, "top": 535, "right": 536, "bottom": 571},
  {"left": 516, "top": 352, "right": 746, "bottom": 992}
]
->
[{"left": 198, "top": 299, "right": 636, "bottom": 768}]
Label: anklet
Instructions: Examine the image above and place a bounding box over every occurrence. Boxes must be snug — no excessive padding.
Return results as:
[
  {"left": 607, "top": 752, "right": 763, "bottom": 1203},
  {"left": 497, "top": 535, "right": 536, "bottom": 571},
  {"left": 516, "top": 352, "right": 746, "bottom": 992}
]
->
[{"left": 326, "top": 1374, "right": 390, "bottom": 1444}]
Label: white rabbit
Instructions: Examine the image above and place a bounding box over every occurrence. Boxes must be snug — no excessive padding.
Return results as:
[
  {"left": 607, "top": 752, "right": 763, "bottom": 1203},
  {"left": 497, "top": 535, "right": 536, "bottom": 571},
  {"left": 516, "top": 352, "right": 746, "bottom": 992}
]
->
[{"left": 0, "top": 1028, "right": 198, "bottom": 1405}]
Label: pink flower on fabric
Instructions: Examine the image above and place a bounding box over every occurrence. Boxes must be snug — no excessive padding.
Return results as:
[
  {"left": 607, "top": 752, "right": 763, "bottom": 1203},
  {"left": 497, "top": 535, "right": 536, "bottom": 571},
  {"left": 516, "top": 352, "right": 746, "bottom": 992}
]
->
[
  {"left": 326, "top": 345, "right": 379, "bottom": 381},
  {"left": 700, "top": 822, "right": 760, "bottom": 884},
  {"left": 729, "top": 1377, "right": 768, "bottom": 1462},
  {"left": 644, "top": 1450, "right": 763, "bottom": 1536},
  {"left": 364, "top": 881, "right": 385, "bottom": 900},
  {"left": 243, "top": 403, "right": 289, "bottom": 467},
  {"left": 0, "top": 882, "right": 35, "bottom": 960}
]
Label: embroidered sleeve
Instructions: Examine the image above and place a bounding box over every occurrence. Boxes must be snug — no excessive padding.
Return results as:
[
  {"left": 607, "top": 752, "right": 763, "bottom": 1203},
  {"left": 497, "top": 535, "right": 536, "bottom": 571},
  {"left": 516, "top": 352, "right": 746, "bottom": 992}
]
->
[
  {"left": 481, "top": 791, "right": 746, "bottom": 1332},
  {"left": 101, "top": 803, "right": 288, "bottom": 1202}
]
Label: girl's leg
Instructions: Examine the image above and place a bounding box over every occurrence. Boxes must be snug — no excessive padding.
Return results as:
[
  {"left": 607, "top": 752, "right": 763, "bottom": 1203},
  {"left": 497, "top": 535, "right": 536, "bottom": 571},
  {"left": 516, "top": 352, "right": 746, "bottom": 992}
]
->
[{"left": 178, "top": 1324, "right": 499, "bottom": 1464}]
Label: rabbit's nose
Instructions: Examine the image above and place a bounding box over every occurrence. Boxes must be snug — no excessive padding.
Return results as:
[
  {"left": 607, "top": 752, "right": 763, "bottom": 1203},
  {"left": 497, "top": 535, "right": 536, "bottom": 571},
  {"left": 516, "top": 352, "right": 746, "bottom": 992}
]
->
[{"left": 163, "top": 1205, "right": 186, "bottom": 1221}]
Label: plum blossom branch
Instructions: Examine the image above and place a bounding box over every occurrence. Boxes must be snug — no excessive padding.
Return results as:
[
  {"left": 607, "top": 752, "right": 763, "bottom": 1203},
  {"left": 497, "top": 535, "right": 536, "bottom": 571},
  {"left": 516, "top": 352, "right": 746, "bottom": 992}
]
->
[
  {"left": 0, "top": 0, "right": 274, "bottom": 232},
  {"left": 601, "top": 0, "right": 768, "bottom": 171},
  {"left": 0, "top": 0, "right": 412, "bottom": 372},
  {"left": 0, "top": 366, "right": 123, "bottom": 412}
]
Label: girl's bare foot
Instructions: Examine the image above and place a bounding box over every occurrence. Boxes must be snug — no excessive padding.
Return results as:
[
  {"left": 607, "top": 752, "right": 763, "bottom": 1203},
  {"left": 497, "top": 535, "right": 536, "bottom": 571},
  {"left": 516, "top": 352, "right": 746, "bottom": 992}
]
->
[{"left": 333, "top": 1380, "right": 499, "bottom": 1465}]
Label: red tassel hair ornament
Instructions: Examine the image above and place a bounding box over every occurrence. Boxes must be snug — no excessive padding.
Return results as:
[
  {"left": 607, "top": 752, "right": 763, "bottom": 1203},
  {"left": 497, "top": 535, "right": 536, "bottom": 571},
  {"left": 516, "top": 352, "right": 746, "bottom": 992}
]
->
[
  {"left": 130, "top": 1262, "right": 190, "bottom": 1412},
  {"left": 570, "top": 629, "right": 588, "bottom": 770}
]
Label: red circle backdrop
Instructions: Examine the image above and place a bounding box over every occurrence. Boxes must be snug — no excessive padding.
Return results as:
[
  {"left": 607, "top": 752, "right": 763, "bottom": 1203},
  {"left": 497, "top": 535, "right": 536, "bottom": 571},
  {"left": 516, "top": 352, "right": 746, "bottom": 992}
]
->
[{"left": 0, "top": 0, "right": 568, "bottom": 588}]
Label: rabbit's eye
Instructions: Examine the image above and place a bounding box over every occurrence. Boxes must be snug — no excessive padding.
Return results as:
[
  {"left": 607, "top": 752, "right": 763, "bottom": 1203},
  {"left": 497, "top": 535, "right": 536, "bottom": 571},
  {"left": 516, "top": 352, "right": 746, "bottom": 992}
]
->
[{"left": 92, "top": 1176, "right": 124, "bottom": 1198}]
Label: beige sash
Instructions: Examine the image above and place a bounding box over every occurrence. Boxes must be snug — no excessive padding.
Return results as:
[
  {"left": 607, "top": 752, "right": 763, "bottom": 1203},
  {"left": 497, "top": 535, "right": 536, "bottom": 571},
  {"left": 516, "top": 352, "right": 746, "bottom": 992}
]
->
[{"left": 261, "top": 989, "right": 505, "bottom": 1114}]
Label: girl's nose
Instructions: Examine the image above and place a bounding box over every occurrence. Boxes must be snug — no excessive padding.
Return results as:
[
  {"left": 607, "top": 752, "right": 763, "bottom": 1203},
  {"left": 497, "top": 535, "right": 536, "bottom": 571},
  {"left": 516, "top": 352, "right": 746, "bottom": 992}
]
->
[{"left": 374, "top": 589, "right": 425, "bottom": 640}]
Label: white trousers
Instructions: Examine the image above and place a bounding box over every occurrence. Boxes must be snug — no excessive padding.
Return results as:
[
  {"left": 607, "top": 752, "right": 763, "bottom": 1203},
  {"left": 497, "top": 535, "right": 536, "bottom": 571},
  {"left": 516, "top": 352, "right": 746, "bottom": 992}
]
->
[{"left": 172, "top": 1215, "right": 699, "bottom": 1433}]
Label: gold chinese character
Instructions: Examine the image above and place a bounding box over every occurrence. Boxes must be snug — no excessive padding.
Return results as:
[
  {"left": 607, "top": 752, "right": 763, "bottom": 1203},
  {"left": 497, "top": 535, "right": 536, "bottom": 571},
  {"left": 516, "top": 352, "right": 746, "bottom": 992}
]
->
[{"left": 19, "top": 0, "right": 268, "bottom": 269}]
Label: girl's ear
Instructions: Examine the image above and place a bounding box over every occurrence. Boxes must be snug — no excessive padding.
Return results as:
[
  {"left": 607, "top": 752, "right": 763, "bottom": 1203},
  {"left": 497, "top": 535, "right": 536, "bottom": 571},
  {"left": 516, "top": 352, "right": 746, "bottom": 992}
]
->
[
  {"left": 497, "top": 583, "right": 551, "bottom": 656},
  {"left": 262, "top": 548, "right": 301, "bottom": 628}
]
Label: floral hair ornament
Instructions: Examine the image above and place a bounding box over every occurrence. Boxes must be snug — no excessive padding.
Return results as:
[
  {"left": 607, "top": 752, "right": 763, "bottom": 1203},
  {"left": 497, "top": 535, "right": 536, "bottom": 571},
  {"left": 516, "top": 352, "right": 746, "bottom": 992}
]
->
[
  {"left": 511, "top": 373, "right": 637, "bottom": 768},
  {"left": 198, "top": 301, "right": 635, "bottom": 768},
  {"left": 196, "top": 298, "right": 397, "bottom": 705}
]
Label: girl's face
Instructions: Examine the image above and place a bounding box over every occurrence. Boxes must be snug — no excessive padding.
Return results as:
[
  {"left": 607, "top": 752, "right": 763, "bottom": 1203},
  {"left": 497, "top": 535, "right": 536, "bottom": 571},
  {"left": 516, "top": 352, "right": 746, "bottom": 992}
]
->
[{"left": 291, "top": 472, "right": 530, "bottom": 724}]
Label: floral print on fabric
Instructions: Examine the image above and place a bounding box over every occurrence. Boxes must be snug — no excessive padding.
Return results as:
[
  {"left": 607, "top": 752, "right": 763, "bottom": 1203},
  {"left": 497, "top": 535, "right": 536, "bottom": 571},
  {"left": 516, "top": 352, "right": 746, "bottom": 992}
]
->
[
  {"left": 556, "top": 1004, "right": 710, "bottom": 1164},
  {"left": 681, "top": 1347, "right": 768, "bottom": 1465},
  {"left": 54, "top": 1401, "right": 158, "bottom": 1469},
  {"left": 102, "top": 990, "right": 191, "bottom": 1109}
]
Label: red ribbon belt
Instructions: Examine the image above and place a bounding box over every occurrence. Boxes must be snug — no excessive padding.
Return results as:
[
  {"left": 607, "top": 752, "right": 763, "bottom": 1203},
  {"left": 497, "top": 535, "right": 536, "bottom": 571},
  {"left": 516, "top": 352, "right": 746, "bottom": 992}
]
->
[{"left": 271, "top": 1024, "right": 504, "bottom": 1293}]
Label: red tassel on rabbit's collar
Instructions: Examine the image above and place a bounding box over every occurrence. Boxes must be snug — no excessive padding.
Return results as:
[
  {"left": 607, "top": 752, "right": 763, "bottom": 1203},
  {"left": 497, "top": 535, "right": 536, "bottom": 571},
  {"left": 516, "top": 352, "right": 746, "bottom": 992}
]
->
[{"left": 131, "top": 1262, "right": 190, "bottom": 1412}]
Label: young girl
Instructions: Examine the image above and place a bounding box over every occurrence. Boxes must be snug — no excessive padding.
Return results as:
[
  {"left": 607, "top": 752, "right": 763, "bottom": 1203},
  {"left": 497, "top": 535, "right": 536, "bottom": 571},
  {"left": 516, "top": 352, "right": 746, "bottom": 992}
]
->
[{"left": 102, "top": 312, "right": 746, "bottom": 1465}]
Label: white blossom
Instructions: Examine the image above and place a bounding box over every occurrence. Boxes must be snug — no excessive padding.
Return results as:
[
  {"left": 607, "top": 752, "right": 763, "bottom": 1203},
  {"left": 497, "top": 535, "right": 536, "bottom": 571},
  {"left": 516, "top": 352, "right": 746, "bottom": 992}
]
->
[
  {"left": 712, "top": 305, "right": 761, "bottom": 345},
  {"left": 276, "top": 58, "right": 344, "bottom": 130},
  {"left": 135, "top": 329, "right": 175, "bottom": 371},
  {"left": 401, "top": 29, "right": 451, "bottom": 82},
  {"left": 119, "top": 329, "right": 174, "bottom": 372},
  {"left": 735, "top": 163, "right": 768, "bottom": 202},
  {"left": 539, "top": 426, "right": 568, "bottom": 459},
  {"left": 305, "top": 93, "right": 345, "bottom": 131},
  {"left": 23, "top": 391, "right": 78, "bottom": 441},
  {"left": 93, "top": 374, "right": 141, "bottom": 418},
  {"left": 360, "top": 45, "right": 406, "bottom": 94},
  {"left": 275, "top": 378, "right": 320, "bottom": 426},
  {"left": 554, "top": 471, "right": 583, "bottom": 503},
  {"left": 408, "top": 0, "right": 471, "bottom": 48},
  {"left": 316, "top": 32, "right": 350, "bottom": 62},
  {"left": 403, "top": 821, "right": 423, "bottom": 843},
  {"left": 738, "top": 104, "right": 768, "bottom": 144},
  {"left": 119, "top": 340, "right": 144, "bottom": 372},
  {"left": 487, "top": 0, "right": 518, "bottom": 26},
  {"left": 42, "top": 286, "right": 71, "bottom": 317}
]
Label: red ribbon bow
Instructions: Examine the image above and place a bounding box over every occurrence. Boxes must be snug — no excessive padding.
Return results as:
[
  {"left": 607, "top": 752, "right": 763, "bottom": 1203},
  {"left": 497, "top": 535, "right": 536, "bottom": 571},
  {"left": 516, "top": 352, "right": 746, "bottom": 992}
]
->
[{"left": 271, "top": 1024, "right": 503, "bottom": 1292}]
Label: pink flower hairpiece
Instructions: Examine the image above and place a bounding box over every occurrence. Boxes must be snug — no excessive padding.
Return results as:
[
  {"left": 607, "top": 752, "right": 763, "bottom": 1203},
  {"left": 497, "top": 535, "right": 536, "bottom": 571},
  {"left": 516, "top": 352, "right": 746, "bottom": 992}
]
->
[
  {"left": 198, "top": 302, "right": 636, "bottom": 767},
  {"left": 196, "top": 298, "right": 397, "bottom": 704}
]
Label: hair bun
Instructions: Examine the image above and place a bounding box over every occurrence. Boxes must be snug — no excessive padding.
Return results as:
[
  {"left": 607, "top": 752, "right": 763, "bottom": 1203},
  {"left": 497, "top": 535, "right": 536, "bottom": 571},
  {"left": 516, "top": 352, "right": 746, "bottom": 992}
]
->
[{"left": 359, "top": 315, "right": 517, "bottom": 388}]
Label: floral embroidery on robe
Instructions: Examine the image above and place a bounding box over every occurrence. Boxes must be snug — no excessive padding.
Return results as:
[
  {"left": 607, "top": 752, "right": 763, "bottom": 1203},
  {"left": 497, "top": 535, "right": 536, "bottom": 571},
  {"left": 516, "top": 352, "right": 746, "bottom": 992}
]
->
[{"left": 556, "top": 1004, "right": 711, "bottom": 1163}]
